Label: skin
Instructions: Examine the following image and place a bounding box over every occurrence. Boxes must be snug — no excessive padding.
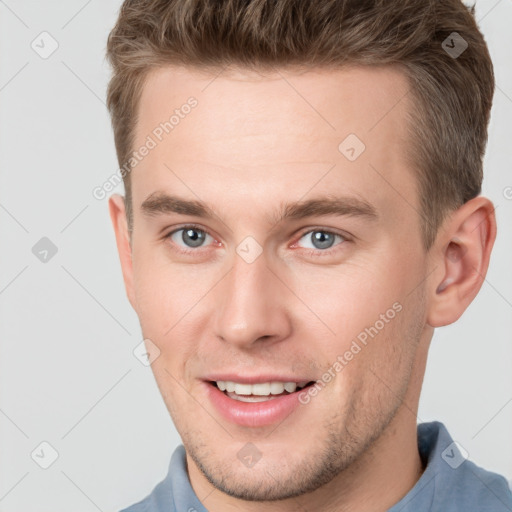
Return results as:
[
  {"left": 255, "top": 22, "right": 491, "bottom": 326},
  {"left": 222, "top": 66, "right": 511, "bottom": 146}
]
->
[{"left": 110, "top": 64, "right": 496, "bottom": 512}]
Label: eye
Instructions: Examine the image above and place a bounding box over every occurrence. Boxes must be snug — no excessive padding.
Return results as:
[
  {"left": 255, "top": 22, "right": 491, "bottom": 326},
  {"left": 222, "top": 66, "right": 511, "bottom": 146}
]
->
[
  {"left": 168, "top": 226, "right": 214, "bottom": 249},
  {"left": 296, "top": 229, "right": 346, "bottom": 251}
]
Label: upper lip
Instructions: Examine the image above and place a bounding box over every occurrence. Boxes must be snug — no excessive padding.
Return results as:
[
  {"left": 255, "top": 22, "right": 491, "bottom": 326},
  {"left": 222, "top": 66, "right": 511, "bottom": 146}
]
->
[{"left": 203, "top": 374, "right": 315, "bottom": 385}]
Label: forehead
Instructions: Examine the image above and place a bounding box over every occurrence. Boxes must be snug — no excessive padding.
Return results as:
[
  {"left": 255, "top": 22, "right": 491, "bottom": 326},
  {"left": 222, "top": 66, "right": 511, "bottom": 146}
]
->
[{"left": 131, "top": 64, "right": 418, "bottom": 224}]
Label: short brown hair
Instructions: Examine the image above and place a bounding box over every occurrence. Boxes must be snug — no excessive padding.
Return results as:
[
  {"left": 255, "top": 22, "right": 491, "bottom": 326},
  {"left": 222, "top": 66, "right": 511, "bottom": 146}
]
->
[{"left": 106, "top": 0, "right": 494, "bottom": 249}]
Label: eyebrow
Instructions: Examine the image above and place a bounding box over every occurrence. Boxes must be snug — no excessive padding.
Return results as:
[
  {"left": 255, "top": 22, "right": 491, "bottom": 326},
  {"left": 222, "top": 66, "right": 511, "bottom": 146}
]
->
[
  {"left": 141, "top": 192, "right": 215, "bottom": 218},
  {"left": 140, "top": 192, "right": 378, "bottom": 224},
  {"left": 276, "top": 196, "right": 378, "bottom": 223}
]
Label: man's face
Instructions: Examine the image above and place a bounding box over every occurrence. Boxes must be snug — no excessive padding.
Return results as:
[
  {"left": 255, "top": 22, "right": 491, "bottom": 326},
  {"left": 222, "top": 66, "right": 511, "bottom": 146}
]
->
[{"left": 119, "top": 65, "right": 432, "bottom": 501}]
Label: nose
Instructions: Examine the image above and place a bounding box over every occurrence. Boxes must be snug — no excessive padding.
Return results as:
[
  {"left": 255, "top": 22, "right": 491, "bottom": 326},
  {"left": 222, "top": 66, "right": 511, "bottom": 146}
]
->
[{"left": 212, "top": 248, "right": 292, "bottom": 350}]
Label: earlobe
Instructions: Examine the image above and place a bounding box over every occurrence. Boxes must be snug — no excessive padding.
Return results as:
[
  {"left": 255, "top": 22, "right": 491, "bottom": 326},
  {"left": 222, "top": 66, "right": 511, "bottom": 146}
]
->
[
  {"left": 109, "top": 194, "right": 136, "bottom": 309},
  {"left": 427, "top": 197, "right": 496, "bottom": 327}
]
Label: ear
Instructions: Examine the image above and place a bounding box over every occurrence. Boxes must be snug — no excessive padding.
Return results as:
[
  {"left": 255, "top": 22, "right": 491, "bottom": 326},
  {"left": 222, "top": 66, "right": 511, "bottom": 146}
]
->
[
  {"left": 109, "top": 194, "right": 136, "bottom": 310},
  {"left": 426, "top": 196, "right": 497, "bottom": 327}
]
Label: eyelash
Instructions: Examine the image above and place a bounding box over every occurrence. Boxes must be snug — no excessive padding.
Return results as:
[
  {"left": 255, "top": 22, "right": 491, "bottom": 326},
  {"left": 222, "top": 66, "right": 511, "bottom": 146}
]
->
[
  {"left": 164, "top": 224, "right": 350, "bottom": 256},
  {"left": 292, "top": 228, "right": 348, "bottom": 257},
  {"left": 164, "top": 223, "right": 217, "bottom": 256}
]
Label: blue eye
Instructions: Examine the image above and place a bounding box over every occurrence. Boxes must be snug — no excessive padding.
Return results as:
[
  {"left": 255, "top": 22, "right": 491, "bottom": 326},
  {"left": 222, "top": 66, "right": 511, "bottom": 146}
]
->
[
  {"left": 169, "top": 226, "right": 213, "bottom": 248},
  {"left": 165, "top": 225, "right": 347, "bottom": 255},
  {"left": 297, "top": 230, "right": 345, "bottom": 250}
]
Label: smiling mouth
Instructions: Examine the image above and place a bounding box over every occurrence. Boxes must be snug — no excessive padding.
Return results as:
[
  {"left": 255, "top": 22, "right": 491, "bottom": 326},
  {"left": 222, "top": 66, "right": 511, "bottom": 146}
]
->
[{"left": 209, "top": 380, "right": 315, "bottom": 402}]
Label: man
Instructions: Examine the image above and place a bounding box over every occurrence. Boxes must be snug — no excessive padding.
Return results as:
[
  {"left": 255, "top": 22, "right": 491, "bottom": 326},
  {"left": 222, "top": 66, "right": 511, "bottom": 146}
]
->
[{"left": 106, "top": 0, "right": 512, "bottom": 510}]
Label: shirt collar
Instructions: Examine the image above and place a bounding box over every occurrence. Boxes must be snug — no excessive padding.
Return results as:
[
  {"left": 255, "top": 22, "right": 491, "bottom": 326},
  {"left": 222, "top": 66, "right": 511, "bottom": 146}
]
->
[{"left": 389, "top": 421, "right": 512, "bottom": 512}]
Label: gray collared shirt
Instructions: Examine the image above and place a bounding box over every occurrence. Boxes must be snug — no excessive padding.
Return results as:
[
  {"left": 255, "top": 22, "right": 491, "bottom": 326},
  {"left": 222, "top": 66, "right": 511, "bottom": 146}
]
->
[{"left": 120, "top": 421, "right": 512, "bottom": 511}]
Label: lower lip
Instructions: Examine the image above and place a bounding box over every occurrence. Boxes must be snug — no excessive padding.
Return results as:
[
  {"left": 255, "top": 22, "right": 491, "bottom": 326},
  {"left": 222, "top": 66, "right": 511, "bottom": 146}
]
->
[{"left": 203, "top": 382, "right": 309, "bottom": 428}]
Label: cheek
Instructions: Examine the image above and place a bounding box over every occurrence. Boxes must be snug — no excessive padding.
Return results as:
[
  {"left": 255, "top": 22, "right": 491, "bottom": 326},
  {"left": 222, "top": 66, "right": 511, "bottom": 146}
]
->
[
  {"left": 130, "top": 248, "right": 218, "bottom": 375},
  {"left": 132, "top": 258, "right": 172, "bottom": 331},
  {"left": 294, "top": 260, "right": 407, "bottom": 338},
  {"left": 131, "top": 246, "right": 203, "bottom": 330},
  {"left": 293, "top": 250, "right": 422, "bottom": 377}
]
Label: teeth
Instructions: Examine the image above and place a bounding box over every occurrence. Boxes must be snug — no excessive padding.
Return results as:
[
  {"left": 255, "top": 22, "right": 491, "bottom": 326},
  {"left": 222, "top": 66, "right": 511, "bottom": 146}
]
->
[
  {"left": 284, "top": 382, "right": 297, "bottom": 393},
  {"left": 215, "top": 380, "right": 309, "bottom": 396},
  {"left": 227, "top": 393, "right": 278, "bottom": 403},
  {"left": 269, "top": 382, "right": 284, "bottom": 394},
  {"left": 252, "top": 382, "right": 271, "bottom": 395}
]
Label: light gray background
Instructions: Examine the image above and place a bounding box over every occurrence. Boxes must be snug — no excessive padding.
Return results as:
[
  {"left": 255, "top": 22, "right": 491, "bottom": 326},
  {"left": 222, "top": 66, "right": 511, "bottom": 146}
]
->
[{"left": 0, "top": 1, "right": 511, "bottom": 510}]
